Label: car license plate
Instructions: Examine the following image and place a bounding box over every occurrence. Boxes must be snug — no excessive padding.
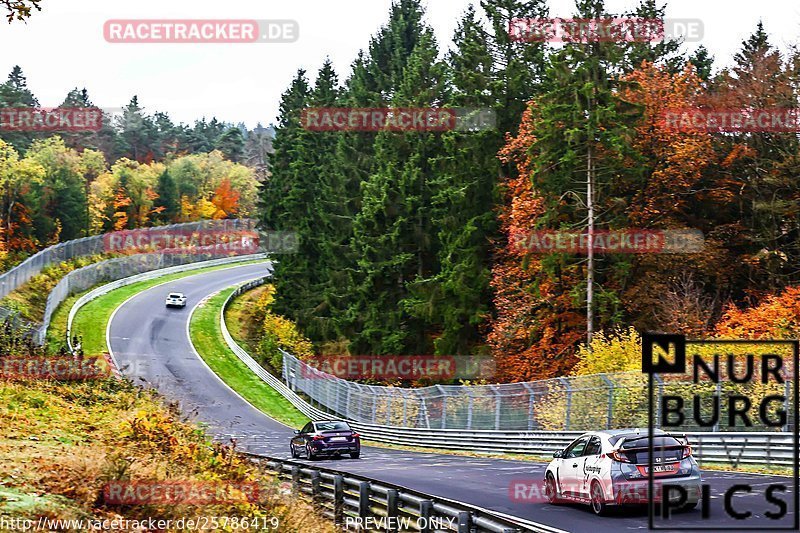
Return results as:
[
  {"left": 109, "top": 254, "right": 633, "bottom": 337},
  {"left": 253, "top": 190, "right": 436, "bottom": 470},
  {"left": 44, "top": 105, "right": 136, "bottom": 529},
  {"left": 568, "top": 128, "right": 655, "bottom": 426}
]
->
[
  {"left": 649, "top": 464, "right": 676, "bottom": 473},
  {"left": 331, "top": 437, "right": 347, "bottom": 442}
]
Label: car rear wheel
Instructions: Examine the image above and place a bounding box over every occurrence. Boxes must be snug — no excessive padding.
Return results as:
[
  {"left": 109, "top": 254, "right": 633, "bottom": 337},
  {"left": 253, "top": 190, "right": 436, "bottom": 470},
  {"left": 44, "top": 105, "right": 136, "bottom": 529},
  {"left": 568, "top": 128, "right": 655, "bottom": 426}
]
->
[
  {"left": 682, "top": 501, "right": 698, "bottom": 512},
  {"left": 591, "top": 481, "right": 608, "bottom": 516},
  {"left": 545, "top": 473, "right": 559, "bottom": 504},
  {"left": 350, "top": 451, "right": 360, "bottom": 459}
]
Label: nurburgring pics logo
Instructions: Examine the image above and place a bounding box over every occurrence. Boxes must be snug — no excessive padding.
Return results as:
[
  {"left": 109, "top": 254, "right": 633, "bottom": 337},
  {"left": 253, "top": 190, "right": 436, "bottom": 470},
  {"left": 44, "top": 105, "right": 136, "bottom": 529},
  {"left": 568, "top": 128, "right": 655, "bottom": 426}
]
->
[
  {"left": 104, "top": 19, "right": 299, "bottom": 43},
  {"left": 300, "top": 108, "right": 496, "bottom": 132},
  {"left": 509, "top": 18, "right": 703, "bottom": 43},
  {"left": 662, "top": 108, "right": 800, "bottom": 133},
  {"left": 512, "top": 229, "right": 704, "bottom": 254},
  {"left": 0, "top": 107, "right": 104, "bottom": 132},
  {"left": 643, "top": 333, "right": 799, "bottom": 529}
]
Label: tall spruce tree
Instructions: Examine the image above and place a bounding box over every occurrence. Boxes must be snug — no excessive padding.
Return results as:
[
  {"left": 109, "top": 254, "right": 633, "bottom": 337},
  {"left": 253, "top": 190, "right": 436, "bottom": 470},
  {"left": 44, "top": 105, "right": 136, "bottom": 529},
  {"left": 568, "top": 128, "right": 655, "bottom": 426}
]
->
[
  {"left": 350, "top": 29, "right": 447, "bottom": 355},
  {"left": 257, "top": 70, "right": 315, "bottom": 324},
  {"left": 405, "top": 6, "right": 502, "bottom": 355},
  {"left": 530, "top": 0, "right": 642, "bottom": 345}
]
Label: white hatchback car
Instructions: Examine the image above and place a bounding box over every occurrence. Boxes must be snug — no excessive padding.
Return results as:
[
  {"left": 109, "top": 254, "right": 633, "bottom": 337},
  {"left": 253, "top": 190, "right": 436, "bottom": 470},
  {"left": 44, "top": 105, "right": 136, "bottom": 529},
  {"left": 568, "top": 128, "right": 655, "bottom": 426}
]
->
[
  {"left": 544, "top": 428, "right": 701, "bottom": 515},
  {"left": 165, "top": 292, "right": 187, "bottom": 308}
]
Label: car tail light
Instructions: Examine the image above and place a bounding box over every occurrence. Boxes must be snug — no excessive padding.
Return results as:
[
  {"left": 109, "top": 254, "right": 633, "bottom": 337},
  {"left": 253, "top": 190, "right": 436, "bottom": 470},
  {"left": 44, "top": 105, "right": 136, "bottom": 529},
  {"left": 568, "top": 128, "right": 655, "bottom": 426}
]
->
[
  {"left": 352, "top": 433, "right": 360, "bottom": 439},
  {"left": 312, "top": 435, "right": 325, "bottom": 441},
  {"left": 609, "top": 450, "right": 631, "bottom": 463},
  {"left": 682, "top": 445, "right": 692, "bottom": 459}
]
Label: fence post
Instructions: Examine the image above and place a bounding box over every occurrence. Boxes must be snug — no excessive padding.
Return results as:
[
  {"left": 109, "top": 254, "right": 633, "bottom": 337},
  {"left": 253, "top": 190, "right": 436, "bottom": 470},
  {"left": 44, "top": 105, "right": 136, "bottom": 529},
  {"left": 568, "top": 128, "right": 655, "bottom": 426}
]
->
[
  {"left": 600, "top": 375, "right": 614, "bottom": 429},
  {"left": 436, "top": 385, "right": 447, "bottom": 430},
  {"left": 467, "top": 396, "right": 473, "bottom": 430},
  {"left": 333, "top": 475, "right": 344, "bottom": 525},
  {"left": 523, "top": 383, "right": 535, "bottom": 431},
  {"left": 784, "top": 379, "right": 791, "bottom": 433},
  {"left": 558, "top": 377, "right": 572, "bottom": 431},
  {"left": 493, "top": 386, "right": 502, "bottom": 430},
  {"left": 654, "top": 374, "right": 663, "bottom": 428}
]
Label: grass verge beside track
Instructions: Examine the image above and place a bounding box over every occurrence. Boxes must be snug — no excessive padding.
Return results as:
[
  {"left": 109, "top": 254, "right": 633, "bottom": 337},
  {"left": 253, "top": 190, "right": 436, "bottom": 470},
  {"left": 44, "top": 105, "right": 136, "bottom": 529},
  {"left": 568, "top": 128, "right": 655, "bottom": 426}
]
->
[{"left": 189, "top": 287, "right": 309, "bottom": 428}]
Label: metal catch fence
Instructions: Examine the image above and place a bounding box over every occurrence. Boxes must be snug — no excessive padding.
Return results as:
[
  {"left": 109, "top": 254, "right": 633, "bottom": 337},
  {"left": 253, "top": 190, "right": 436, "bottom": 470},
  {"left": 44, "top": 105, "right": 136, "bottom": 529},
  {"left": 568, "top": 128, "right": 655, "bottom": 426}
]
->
[{"left": 283, "top": 351, "right": 796, "bottom": 433}]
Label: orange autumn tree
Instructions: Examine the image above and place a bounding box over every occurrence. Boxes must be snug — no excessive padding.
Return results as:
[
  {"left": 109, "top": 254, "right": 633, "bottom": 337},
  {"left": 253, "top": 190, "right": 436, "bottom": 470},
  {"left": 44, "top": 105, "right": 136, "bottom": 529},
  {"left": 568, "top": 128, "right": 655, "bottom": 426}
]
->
[
  {"left": 614, "top": 61, "right": 734, "bottom": 335},
  {"left": 211, "top": 178, "right": 240, "bottom": 219},
  {"left": 715, "top": 286, "right": 800, "bottom": 339},
  {"left": 487, "top": 105, "right": 583, "bottom": 382}
]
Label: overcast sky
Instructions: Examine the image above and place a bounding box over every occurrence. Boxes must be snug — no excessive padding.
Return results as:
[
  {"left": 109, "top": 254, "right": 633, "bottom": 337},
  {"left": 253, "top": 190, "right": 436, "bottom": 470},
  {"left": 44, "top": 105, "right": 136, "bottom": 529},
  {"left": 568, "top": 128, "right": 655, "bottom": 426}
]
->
[{"left": 0, "top": 0, "right": 798, "bottom": 128}]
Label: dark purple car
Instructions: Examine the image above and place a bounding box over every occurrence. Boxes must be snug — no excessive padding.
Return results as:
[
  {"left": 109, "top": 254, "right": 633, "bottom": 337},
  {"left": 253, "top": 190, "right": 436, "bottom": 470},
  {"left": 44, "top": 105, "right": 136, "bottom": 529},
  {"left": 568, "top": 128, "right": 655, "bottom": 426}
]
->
[{"left": 290, "top": 420, "right": 361, "bottom": 460}]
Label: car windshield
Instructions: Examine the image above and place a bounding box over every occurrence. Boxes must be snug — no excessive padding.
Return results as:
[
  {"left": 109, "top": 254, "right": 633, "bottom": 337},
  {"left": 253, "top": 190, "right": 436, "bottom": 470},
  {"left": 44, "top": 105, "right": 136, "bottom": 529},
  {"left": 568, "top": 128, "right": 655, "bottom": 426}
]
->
[{"left": 315, "top": 421, "right": 350, "bottom": 432}]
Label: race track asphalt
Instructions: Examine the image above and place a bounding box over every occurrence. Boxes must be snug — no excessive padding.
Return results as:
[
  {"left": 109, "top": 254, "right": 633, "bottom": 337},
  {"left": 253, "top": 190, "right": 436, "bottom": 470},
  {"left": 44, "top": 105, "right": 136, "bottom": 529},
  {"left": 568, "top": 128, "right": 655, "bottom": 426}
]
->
[{"left": 107, "top": 263, "right": 797, "bottom": 532}]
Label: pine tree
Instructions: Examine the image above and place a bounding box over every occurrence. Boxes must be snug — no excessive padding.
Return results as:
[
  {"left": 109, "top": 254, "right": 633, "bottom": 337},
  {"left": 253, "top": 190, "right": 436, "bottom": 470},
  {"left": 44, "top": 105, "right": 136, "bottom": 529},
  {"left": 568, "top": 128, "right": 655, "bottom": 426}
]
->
[
  {"left": 154, "top": 169, "right": 179, "bottom": 223},
  {"left": 215, "top": 127, "right": 245, "bottom": 162},
  {"left": 350, "top": 30, "right": 447, "bottom": 355},
  {"left": 405, "top": 6, "right": 501, "bottom": 355},
  {"left": 0, "top": 66, "right": 40, "bottom": 152}
]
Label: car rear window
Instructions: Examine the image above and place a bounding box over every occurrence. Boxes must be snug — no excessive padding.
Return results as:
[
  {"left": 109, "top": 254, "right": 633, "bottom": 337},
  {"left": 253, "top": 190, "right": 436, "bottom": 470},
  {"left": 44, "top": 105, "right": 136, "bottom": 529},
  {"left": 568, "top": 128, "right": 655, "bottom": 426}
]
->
[
  {"left": 168, "top": 293, "right": 183, "bottom": 298},
  {"left": 613, "top": 435, "right": 682, "bottom": 449},
  {"left": 315, "top": 421, "right": 351, "bottom": 432},
  {"left": 610, "top": 434, "right": 684, "bottom": 464}
]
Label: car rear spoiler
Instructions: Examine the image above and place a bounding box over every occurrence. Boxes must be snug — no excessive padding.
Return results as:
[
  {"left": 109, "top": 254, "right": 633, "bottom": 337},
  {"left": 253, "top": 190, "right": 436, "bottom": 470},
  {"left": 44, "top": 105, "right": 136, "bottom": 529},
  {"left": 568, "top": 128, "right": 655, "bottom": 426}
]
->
[{"left": 612, "top": 434, "right": 689, "bottom": 453}]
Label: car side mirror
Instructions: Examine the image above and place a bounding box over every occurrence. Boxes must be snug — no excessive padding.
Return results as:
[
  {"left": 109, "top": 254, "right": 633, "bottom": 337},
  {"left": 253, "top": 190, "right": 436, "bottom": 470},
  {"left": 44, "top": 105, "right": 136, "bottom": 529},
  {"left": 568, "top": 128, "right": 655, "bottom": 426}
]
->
[
  {"left": 553, "top": 450, "right": 564, "bottom": 459},
  {"left": 293, "top": 430, "right": 300, "bottom": 435}
]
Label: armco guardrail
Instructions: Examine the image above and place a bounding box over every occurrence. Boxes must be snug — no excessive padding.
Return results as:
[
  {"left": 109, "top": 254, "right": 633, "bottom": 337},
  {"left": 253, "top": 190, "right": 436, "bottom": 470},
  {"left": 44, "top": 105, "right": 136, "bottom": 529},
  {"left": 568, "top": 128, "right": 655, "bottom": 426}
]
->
[
  {"left": 247, "top": 454, "right": 559, "bottom": 533},
  {"left": 219, "top": 281, "right": 797, "bottom": 467},
  {"left": 0, "top": 218, "right": 257, "bottom": 343},
  {"left": 0, "top": 218, "right": 256, "bottom": 300}
]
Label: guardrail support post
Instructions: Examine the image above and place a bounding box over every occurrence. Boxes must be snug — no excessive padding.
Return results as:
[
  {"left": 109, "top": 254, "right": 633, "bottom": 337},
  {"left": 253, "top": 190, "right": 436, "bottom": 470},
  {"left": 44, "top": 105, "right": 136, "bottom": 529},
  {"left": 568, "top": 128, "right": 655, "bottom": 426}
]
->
[
  {"left": 386, "top": 489, "right": 400, "bottom": 533},
  {"left": 456, "top": 511, "right": 471, "bottom": 533},
  {"left": 333, "top": 475, "right": 344, "bottom": 525},
  {"left": 310, "top": 471, "right": 321, "bottom": 506},
  {"left": 358, "top": 481, "right": 371, "bottom": 521},
  {"left": 291, "top": 465, "right": 301, "bottom": 494},
  {"left": 419, "top": 500, "right": 434, "bottom": 533}
]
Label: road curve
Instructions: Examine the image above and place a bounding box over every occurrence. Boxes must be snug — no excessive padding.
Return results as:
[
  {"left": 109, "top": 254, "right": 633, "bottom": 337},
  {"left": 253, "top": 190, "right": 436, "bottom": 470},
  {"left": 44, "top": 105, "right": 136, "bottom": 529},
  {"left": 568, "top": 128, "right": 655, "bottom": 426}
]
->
[{"left": 107, "top": 264, "right": 795, "bottom": 532}]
